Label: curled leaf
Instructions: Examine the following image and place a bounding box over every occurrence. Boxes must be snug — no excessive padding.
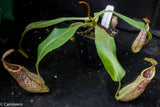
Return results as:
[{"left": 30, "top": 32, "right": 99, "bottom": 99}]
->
[
  {"left": 78, "top": 1, "right": 94, "bottom": 21},
  {"left": 1, "top": 49, "right": 49, "bottom": 93},
  {"left": 115, "top": 58, "right": 157, "bottom": 102},
  {"left": 131, "top": 18, "right": 150, "bottom": 53}
]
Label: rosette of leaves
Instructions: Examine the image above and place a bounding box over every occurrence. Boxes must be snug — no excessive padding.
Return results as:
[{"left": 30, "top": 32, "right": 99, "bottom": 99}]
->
[{"left": 18, "top": 1, "right": 152, "bottom": 82}]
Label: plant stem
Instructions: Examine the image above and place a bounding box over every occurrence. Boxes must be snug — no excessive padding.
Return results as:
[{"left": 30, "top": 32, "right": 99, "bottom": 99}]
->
[{"left": 79, "top": 1, "right": 95, "bottom": 22}]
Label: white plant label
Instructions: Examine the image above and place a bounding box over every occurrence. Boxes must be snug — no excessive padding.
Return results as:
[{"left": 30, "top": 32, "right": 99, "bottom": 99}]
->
[{"left": 101, "top": 5, "right": 114, "bottom": 28}]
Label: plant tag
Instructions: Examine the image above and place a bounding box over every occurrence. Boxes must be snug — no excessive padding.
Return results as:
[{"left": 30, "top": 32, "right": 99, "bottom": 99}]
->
[{"left": 101, "top": 5, "right": 114, "bottom": 28}]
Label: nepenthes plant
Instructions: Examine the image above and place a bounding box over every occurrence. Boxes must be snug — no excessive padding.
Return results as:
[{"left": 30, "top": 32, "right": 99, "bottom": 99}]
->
[{"left": 2, "top": 1, "right": 156, "bottom": 101}]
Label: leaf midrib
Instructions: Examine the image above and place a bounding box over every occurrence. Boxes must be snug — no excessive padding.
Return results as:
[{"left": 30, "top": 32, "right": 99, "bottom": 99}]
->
[
  {"left": 27, "top": 17, "right": 88, "bottom": 30},
  {"left": 96, "top": 26, "right": 123, "bottom": 80},
  {"left": 38, "top": 27, "right": 77, "bottom": 62}
]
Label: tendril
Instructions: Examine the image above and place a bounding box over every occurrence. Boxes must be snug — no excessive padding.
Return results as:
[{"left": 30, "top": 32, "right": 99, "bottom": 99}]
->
[{"left": 78, "top": 1, "right": 93, "bottom": 21}]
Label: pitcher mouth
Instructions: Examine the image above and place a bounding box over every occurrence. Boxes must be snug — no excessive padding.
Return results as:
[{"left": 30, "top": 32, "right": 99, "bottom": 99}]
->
[
  {"left": 2, "top": 60, "right": 22, "bottom": 73},
  {"left": 8, "top": 64, "right": 20, "bottom": 71},
  {"left": 141, "top": 57, "right": 157, "bottom": 80},
  {"left": 141, "top": 67, "right": 155, "bottom": 80}
]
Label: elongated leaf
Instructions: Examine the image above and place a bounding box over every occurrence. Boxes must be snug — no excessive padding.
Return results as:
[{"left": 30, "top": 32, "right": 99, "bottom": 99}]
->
[
  {"left": 93, "top": 10, "right": 152, "bottom": 42},
  {"left": 22, "top": 17, "right": 88, "bottom": 36},
  {"left": 19, "top": 17, "right": 88, "bottom": 57},
  {"left": 94, "top": 10, "right": 146, "bottom": 31},
  {"left": 112, "top": 11, "right": 152, "bottom": 45},
  {"left": 112, "top": 11, "right": 146, "bottom": 31},
  {"left": 36, "top": 24, "right": 84, "bottom": 69},
  {"left": 95, "top": 26, "right": 125, "bottom": 81}
]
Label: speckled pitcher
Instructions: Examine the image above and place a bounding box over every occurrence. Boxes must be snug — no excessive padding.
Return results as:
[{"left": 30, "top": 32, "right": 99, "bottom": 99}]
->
[
  {"left": 115, "top": 58, "right": 157, "bottom": 101},
  {"left": 1, "top": 49, "right": 49, "bottom": 93}
]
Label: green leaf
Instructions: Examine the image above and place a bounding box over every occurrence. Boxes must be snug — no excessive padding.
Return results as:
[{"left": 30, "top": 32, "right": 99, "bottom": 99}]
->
[
  {"left": 35, "top": 24, "right": 84, "bottom": 69},
  {"left": 111, "top": 11, "right": 152, "bottom": 46},
  {"left": 93, "top": 10, "right": 150, "bottom": 32},
  {"left": 0, "top": 0, "right": 14, "bottom": 21},
  {"left": 93, "top": 12, "right": 100, "bottom": 23},
  {"left": 22, "top": 17, "right": 88, "bottom": 36},
  {"left": 93, "top": 10, "right": 105, "bottom": 20},
  {"left": 95, "top": 26, "right": 125, "bottom": 81},
  {"left": 19, "top": 17, "right": 88, "bottom": 56},
  {"left": 147, "top": 31, "right": 152, "bottom": 40},
  {"left": 93, "top": 10, "right": 152, "bottom": 43},
  {"left": 0, "top": 0, "right": 14, "bottom": 43},
  {"left": 111, "top": 11, "right": 146, "bottom": 31},
  {"left": 69, "top": 22, "right": 84, "bottom": 27}
]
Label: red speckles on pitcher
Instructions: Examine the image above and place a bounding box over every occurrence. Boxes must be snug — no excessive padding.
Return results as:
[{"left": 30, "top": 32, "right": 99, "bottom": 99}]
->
[
  {"left": 131, "top": 18, "right": 150, "bottom": 53},
  {"left": 115, "top": 58, "right": 157, "bottom": 102},
  {"left": 1, "top": 49, "right": 49, "bottom": 93}
]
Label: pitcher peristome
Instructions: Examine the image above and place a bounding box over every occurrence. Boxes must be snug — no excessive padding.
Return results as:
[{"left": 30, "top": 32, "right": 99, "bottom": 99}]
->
[
  {"left": 1, "top": 49, "right": 49, "bottom": 93},
  {"left": 115, "top": 57, "right": 157, "bottom": 102}
]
